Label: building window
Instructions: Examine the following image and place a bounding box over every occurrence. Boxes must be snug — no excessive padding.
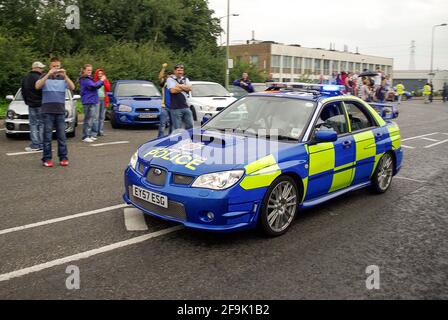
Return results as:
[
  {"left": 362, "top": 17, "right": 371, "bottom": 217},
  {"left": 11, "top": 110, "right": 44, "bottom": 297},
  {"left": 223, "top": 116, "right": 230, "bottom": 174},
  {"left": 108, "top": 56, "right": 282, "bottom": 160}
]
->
[
  {"left": 369, "top": 64, "right": 374, "bottom": 71},
  {"left": 271, "top": 55, "right": 281, "bottom": 73},
  {"left": 314, "top": 59, "right": 322, "bottom": 75},
  {"left": 348, "top": 62, "right": 354, "bottom": 72},
  {"left": 355, "top": 63, "right": 361, "bottom": 73},
  {"left": 304, "top": 58, "right": 313, "bottom": 74},
  {"left": 250, "top": 55, "right": 259, "bottom": 66},
  {"left": 323, "top": 60, "right": 330, "bottom": 75},
  {"left": 294, "top": 57, "right": 302, "bottom": 74},
  {"left": 341, "top": 61, "right": 347, "bottom": 72},
  {"left": 282, "top": 78, "right": 291, "bottom": 83},
  {"left": 332, "top": 61, "right": 340, "bottom": 74},
  {"left": 283, "top": 56, "right": 292, "bottom": 74}
]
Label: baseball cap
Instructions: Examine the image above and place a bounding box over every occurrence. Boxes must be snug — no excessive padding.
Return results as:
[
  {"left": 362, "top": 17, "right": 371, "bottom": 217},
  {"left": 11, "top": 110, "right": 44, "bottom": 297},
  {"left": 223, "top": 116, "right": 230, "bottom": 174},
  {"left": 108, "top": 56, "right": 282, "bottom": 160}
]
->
[{"left": 32, "top": 61, "right": 46, "bottom": 69}]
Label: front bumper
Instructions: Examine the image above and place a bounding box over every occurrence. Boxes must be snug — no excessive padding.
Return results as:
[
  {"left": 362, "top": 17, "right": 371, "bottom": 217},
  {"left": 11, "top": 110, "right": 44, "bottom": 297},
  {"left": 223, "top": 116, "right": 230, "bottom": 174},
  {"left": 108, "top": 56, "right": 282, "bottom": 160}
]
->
[
  {"left": 123, "top": 166, "right": 266, "bottom": 232},
  {"left": 5, "top": 118, "right": 76, "bottom": 134},
  {"left": 114, "top": 111, "right": 161, "bottom": 125}
]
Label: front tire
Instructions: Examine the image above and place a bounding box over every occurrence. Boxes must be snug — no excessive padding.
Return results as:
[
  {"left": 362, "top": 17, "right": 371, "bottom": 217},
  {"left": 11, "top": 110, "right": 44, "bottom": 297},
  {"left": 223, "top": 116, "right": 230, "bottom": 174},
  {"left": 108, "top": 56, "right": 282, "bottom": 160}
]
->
[
  {"left": 259, "top": 176, "right": 299, "bottom": 237},
  {"left": 190, "top": 106, "right": 198, "bottom": 122},
  {"left": 110, "top": 111, "right": 121, "bottom": 129},
  {"left": 371, "top": 153, "right": 394, "bottom": 194}
]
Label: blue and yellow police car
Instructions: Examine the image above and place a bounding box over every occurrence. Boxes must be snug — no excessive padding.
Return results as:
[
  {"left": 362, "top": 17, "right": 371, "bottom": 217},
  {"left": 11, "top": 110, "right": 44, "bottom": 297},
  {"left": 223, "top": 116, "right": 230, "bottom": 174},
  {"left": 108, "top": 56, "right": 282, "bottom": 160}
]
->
[{"left": 123, "top": 84, "right": 402, "bottom": 236}]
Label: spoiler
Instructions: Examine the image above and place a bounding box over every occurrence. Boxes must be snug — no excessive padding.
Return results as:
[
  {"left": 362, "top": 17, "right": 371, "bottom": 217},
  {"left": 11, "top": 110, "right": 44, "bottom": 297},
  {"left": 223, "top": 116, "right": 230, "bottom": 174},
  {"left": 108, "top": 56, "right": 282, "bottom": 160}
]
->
[{"left": 369, "top": 103, "right": 399, "bottom": 120}]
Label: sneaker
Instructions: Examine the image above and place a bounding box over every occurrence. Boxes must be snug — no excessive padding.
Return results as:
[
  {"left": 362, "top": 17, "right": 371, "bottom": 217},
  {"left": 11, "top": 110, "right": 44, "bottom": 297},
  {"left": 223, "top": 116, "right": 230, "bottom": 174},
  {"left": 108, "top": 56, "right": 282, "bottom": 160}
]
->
[
  {"left": 25, "top": 147, "right": 41, "bottom": 152},
  {"left": 83, "top": 137, "right": 94, "bottom": 143},
  {"left": 43, "top": 160, "right": 53, "bottom": 167},
  {"left": 60, "top": 160, "right": 69, "bottom": 167},
  {"left": 91, "top": 136, "right": 98, "bottom": 141}
]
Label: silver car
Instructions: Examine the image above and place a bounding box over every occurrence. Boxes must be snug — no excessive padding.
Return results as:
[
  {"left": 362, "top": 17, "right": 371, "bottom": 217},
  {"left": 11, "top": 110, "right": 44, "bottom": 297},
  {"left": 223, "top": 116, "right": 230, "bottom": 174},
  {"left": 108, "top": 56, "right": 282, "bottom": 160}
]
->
[{"left": 5, "top": 89, "right": 79, "bottom": 138}]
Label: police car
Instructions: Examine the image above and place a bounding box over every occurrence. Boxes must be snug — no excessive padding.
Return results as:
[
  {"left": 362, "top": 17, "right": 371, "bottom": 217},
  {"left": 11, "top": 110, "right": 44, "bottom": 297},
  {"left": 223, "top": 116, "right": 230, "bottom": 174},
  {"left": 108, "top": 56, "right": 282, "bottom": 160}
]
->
[{"left": 123, "top": 83, "right": 402, "bottom": 236}]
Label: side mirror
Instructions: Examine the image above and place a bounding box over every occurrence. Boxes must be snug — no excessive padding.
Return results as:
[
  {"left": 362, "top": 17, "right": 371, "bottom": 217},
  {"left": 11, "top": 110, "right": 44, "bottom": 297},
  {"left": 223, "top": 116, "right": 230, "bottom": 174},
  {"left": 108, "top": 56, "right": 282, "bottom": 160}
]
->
[
  {"left": 6, "top": 95, "right": 14, "bottom": 101},
  {"left": 73, "top": 95, "right": 81, "bottom": 100},
  {"left": 201, "top": 115, "right": 211, "bottom": 126},
  {"left": 314, "top": 129, "right": 338, "bottom": 143}
]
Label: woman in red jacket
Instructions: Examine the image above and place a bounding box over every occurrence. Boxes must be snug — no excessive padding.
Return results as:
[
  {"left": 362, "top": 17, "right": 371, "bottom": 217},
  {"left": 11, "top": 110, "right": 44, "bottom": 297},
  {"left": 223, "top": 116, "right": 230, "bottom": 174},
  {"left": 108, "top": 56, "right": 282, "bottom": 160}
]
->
[{"left": 94, "top": 68, "right": 111, "bottom": 137}]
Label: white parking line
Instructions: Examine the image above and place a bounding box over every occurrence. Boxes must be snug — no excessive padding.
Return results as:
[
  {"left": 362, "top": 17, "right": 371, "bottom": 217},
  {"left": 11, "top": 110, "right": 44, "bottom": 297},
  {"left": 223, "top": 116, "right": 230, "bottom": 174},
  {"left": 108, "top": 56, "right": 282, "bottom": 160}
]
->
[
  {"left": 395, "top": 176, "right": 427, "bottom": 184},
  {"left": 6, "top": 150, "right": 41, "bottom": 156},
  {"left": 421, "top": 137, "right": 439, "bottom": 142},
  {"left": 0, "top": 128, "right": 5, "bottom": 131},
  {"left": 402, "top": 132, "right": 439, "bottom": 142},
  {"left": 0, "top": 226, "right": 183, "bottom": 282},
  {"left": 424, "top": 139, "right": 448, "bottom": 149},
  {"left": 91, "top": 141, "right": 129, "bottom": 147},
  {"left": 0, "top": 204, "right": 129, "bottom": 236},
  {"left": 401, "top": 145, "right": 415, "bottom": 149},
  {"left": 124, "top": 208, "right": 148, "bottom": 231}
]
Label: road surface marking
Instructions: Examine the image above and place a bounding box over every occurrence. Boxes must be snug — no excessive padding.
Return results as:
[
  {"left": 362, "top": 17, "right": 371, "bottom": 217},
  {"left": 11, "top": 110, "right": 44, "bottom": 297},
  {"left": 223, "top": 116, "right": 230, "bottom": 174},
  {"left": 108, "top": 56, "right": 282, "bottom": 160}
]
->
[
  {"left": 124, "top": 208, "right": 148, "bottom": 231},
  {"left": 0, "top": 226, "right": 183, "bottom": 282},
  {"left": 421, "top": 137, "right": 439, "bottom": 142},
  {"left": 395, "top": 176, "right": 427, "bottom": 184},
  {"left": 6, "top": 150, "right": 41, "bottom": 156},
  {"left": 401, "top": 145, "right": 415, "bottom": 149},
  {"left": 402, "top": 132, "right": 439, "bottom": 142},
  {"left": 0, "top": 204, "right": 129, "bottom": 236},
  {"left": 91, "top": 141, "right": 129, "bottom": 147},
  {"left": 424, "top": 139, "right": 448, "bottom": 149}
]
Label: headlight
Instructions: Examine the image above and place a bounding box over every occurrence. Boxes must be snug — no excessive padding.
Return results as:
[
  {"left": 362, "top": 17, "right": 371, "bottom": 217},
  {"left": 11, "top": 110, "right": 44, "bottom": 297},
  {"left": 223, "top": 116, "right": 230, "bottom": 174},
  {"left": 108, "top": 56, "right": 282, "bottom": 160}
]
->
[
  {"left": 192, "top": 170, "right": 244, "bottom": 190},
  {"left": 129, "top": 151, "right": 138, "bottom": 170},
  {"left": 200, "top": 105, "right": 215, "bottom": 112},
  {"left": 7, "top": 110, "right": 17, "bottom": 120},
  {"left": 119, "top": 104, "right": 132, "bottom": 112}
]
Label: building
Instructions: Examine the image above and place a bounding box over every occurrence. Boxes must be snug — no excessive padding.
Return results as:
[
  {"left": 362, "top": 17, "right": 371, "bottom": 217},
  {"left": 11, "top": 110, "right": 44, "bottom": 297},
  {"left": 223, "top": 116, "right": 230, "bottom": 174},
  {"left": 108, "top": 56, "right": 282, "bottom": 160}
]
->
[
  {"left": 229, "top": 42, "right": 394, "bottom": 82},
  {"left": 393, "top": 70, "right": 448, "bottom": 92}
]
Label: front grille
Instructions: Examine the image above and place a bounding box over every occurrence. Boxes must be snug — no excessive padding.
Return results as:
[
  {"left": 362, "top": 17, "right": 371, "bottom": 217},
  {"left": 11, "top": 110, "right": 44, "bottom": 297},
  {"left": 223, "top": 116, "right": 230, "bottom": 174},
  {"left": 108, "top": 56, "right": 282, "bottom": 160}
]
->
[
  {"left": 173, "top": 174, "right": 194, "bottom": 185},
  {"left": 146, "top": 167, "right": 167, "bottom": 186},
  {"left": 17, "top": 115, "right": 29, "bottom": 120},
  {"left": 136, "top": 108, "right": 159, "bottom": 113},
  {"left": 134, "top": 116, "right": 160, "bottom": 122},
  {"left": 129, "top": 186, "right": 187, "bottom": 221},
  {"left": 216, "top": 107, "right": 225, "bottom": 112},
  {"left": 19, "top": 124, "right": 30, "bottom": 131}
]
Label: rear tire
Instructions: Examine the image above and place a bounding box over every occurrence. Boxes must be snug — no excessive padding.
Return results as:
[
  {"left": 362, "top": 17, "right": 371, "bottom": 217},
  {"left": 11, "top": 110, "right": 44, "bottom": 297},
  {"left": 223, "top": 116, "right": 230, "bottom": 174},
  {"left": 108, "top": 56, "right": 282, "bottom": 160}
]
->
[
  {"left": 190, "top": 106, "right": 198, "bottom": 122},
  {"left": 259, "top": 176, "right": 299, "bottom": 237},
  {"left": 371, "top": 153, "right": 394, "bottom": 194}
]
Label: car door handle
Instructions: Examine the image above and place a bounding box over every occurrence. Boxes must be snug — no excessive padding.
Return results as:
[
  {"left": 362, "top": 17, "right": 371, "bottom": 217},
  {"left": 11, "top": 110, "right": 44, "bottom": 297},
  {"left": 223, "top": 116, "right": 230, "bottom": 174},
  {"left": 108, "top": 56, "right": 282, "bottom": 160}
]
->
[{"left": 342, "top": 140, "right": 352, "bottom": 148}]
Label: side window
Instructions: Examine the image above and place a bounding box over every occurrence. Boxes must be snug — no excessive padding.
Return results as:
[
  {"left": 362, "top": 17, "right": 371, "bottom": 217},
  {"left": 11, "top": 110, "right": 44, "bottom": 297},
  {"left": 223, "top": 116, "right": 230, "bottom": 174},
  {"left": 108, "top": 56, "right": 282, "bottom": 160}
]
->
[
  {"left": 344, "top": 101, "right": 376, "bottom": 131},
  {"left": 315, "top": 101, "right": 349, "bottom": 135}
]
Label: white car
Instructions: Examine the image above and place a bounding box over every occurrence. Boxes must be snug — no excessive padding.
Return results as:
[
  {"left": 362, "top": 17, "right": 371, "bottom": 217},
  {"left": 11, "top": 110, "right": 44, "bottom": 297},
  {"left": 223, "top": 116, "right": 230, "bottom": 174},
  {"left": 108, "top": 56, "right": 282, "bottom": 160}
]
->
[
  {"left": 188, "top": 81, "right": 237, "bottom": 122},
  {"left": 5, "top": 89, "right": 80, "bottom": 138}
]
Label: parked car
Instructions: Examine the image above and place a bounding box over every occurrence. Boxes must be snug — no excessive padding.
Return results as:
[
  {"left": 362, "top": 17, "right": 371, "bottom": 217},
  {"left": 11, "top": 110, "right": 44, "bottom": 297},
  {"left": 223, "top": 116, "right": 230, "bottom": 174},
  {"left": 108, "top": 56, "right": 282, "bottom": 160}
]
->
[
  {"left": 228, "top": 85, "right": 249, "bottom": 99},
  {"left": 107, "top": 80, "right": 162, "bottom": 129},
  {"left": 188, "top": 81, "right": 237, "bottom": 122},
  {"left": 5, "top": 89, "right": 79, "bottom": 138}
]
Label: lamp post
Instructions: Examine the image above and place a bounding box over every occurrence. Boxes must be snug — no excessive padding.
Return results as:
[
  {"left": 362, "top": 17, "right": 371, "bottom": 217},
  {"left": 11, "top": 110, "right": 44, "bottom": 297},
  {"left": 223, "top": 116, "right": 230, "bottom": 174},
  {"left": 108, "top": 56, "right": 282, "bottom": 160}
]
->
[
  {"left": 430, "top": 23, "right": 447, "bottom": 80},
  {"left": 218, "top": 14, "right": 239, "bottom": 46}
]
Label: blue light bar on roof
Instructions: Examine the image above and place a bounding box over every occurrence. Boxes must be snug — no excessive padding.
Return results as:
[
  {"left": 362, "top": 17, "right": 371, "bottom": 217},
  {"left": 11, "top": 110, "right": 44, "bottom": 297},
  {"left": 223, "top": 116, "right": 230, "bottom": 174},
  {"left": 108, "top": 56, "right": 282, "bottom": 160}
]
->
[{"left": 288, "top": 83, "right": 344, "bottom": 95}]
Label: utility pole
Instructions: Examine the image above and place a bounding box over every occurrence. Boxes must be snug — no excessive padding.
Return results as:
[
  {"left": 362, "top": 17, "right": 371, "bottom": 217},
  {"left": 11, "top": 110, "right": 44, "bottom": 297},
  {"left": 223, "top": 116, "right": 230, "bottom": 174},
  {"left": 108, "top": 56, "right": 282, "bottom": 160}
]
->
[
  {"left": 409, "top": 40, "right": 416, "bottom": 70},
  {"left": 225, "top": 0, "right": 231, "bottom": 89}
]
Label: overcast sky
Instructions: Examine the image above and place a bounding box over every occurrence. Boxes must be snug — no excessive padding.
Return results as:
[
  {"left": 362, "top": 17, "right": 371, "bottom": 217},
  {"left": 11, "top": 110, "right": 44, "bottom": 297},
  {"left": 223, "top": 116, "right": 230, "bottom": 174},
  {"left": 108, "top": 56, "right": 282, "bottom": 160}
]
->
[{"left": 208, "top": 0, "right": 448, "bottom": 70}]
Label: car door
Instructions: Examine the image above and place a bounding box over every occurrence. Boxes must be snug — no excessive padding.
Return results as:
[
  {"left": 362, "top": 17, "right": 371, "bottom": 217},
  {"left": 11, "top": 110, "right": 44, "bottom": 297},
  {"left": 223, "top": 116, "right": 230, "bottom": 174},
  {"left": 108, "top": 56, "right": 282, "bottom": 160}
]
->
[
  {"left": 343, "top": 100, "right": 385, "bottom": 186},
  {"left": 305, "top": 101, "right": 355, "bottom": 200}
]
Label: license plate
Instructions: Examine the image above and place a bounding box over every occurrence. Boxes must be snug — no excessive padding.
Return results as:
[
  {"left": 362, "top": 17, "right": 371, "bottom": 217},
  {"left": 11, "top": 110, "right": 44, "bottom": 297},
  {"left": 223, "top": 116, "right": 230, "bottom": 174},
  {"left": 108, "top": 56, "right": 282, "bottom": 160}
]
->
[
  {"left": 138, "top": 114, "right": 158, "bottom": 119},
  {"left": 132, "top": 185, "right": 168, "bottom": 208}
]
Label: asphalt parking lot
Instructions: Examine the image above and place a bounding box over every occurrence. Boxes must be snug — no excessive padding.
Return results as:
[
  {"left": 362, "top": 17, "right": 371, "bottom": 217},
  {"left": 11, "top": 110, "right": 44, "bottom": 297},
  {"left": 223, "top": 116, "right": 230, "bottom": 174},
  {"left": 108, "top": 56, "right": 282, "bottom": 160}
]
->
[{"left": 0, "top": 100, "right": 447, "bottom": 300}]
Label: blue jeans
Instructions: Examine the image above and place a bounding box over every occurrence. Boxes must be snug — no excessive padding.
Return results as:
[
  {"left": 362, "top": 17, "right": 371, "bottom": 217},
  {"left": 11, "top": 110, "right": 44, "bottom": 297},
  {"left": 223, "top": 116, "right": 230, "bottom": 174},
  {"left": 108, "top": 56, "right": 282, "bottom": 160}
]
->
[
  {"left": 158, "top": 108, "right": 171, "bottom": 138},
  {"left": 83, "top": 104, "right": 99, "bottom": 139},
  {"left": 42, "top": 113, "right": 68, "bottom": 161},
  {"left": 29, "top": 107, "right": 43, "bottom": 149},
  {"left": 170, "top": 108, "right": 193, "bottom": 131},
  {"left": 94, "top": 100, "right": 106, "bottom": 136}
]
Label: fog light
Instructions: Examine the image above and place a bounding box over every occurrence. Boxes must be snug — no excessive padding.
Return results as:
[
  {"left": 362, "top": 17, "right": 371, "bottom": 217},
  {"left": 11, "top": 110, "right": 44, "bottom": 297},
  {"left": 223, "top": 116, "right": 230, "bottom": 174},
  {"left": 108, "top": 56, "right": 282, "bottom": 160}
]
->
[
  {"left": 6, "top": 123, "right": 15, "bottom": 130},
  {"left": 206, "top": 212, "right": 215, "bottom": 221}
]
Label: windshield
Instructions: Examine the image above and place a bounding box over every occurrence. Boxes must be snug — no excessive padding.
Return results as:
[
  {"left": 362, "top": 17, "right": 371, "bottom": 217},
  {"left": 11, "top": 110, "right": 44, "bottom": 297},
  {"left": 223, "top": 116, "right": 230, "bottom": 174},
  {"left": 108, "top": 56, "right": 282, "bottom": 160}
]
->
[
  {"left": 192, "top": 83, "right": 230, "bottom": 97},
  {"left": 203, "top": 96, "right": 316, "bottom": 141},
  {"left": 116, "top": 83, "right": 161, "bottom": 97}
]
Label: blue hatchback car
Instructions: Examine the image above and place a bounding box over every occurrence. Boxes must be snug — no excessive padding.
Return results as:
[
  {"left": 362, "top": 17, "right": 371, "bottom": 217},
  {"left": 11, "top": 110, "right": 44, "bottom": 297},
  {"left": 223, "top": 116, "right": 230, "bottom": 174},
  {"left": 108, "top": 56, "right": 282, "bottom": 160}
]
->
[
  {"left": 123, "top": 84, "right": 402, "bottom": 236},
  {"left": 108, "top": 80, "right": 162, "bottom": 128}
]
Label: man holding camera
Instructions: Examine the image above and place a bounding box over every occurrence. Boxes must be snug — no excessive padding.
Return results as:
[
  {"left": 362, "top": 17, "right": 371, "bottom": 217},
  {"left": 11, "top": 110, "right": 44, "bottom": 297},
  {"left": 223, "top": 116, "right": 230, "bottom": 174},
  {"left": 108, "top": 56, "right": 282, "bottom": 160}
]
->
[{"left": 35, "top": 57, "right": 75, "bottom": 167}]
